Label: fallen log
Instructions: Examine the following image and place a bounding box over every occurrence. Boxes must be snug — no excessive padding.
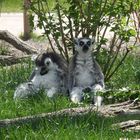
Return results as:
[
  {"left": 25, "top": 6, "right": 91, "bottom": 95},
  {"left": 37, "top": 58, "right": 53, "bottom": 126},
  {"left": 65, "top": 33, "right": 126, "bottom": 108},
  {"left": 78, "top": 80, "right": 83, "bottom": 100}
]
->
[
  {"left": 0, "top": 55, "right": 31, "bottom": 66},
  {"left": 0, "top": 30, "right": 37, "bottom": 54},
  {"left": 112, "top": 120, "right": 140, "bottom": 131},
  {"left": 0, "top": 99, "right": 139, "bottom": 128},
  {"left": 0, "top": 106, "right": 95, "bottom": 127}
]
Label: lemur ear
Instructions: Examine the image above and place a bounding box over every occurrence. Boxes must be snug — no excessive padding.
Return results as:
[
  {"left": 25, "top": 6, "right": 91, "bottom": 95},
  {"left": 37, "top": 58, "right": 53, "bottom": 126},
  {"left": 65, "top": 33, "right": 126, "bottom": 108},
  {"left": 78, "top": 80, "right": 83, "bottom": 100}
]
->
[
  {"left": 31, "top": 54, "right": 38, "bottom": 61},
  {"left": 74, "top": 38, "right": 78, "bottom": 45},
  {"left": 91, "top": 37, "right": 95, "bottom": 44}
]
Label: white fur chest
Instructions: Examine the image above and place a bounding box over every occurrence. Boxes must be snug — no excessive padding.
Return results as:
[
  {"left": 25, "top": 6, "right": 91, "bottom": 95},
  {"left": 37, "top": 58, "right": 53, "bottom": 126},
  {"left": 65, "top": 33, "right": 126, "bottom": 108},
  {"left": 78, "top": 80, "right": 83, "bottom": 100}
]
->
[
  {"left": 31, "top": 70, "right": 60, "bottom": 89},
  {"left": 75, "top": 56, "right": 94, "bottom": 87}
]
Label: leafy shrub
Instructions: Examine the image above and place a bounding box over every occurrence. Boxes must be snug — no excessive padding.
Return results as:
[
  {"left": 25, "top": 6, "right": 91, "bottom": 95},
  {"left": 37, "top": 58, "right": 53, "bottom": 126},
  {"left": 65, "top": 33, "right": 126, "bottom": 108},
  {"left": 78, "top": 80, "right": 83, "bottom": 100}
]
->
[{"left": 29, "top": 0, "right": 138, "bottom": 81}]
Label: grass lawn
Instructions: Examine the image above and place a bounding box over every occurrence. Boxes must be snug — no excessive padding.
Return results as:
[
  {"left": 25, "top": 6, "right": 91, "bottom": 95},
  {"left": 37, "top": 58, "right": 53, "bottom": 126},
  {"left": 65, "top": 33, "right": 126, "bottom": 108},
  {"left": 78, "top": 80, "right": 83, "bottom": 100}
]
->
[
  {"left": 0, "top": 0, "right": 64, "bottom": 12},
  {"left": 0, "top": 53, "right": 140, "bottom": 139},
  {"left": 0, "top": 0, "right": 140, "bottom": 139},
  {"left": 0, "top": 0, "right": 23, "bottom": 12}
]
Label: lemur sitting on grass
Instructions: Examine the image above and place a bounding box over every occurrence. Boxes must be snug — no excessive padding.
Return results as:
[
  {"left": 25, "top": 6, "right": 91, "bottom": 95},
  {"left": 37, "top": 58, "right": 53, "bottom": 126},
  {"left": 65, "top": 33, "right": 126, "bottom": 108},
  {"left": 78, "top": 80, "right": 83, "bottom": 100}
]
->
[
  {"left": 14, "top": 52, "right": 68, "bottom": 99},
  {"left": 68, "top": 37, "right": 105, "bottom": 106}
]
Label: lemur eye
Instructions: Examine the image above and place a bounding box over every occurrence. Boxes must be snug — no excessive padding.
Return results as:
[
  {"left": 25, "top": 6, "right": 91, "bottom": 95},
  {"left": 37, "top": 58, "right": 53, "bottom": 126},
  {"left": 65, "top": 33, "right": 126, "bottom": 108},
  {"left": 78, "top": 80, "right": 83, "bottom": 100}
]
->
[
  {"left": 87, "top": 41, "right": 91, "bottom": 46},
  {"left": 79, "top": 41, "right": 84, "bottom": 46}
]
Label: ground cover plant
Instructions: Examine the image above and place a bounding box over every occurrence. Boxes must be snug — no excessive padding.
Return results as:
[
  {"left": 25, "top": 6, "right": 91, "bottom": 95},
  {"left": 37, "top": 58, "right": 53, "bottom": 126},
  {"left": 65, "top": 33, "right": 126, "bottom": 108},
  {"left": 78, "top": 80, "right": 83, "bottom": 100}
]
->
[
  {"left": 0, "top": 53, "right": 140, "bottom": 139},
  {"left": 29, "top": 0, "right": 139, "bottom": 82},
  {"left": 0, "top": 0, "right": 63, "bottom": 13},
  {"left": 0, "top": 113, "right": 140, "bottom": 140},
  {"left": 0, "top": 0, "right": 23, "bottom": 12},
  {"left": 0, "top": 0, "right": 140, "bottom": 139}
]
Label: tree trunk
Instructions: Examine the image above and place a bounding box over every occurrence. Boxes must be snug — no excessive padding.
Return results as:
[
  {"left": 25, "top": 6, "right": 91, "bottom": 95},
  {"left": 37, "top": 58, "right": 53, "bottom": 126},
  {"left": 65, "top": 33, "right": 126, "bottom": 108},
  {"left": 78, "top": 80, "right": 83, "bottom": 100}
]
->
[{"left": 23, "top": 0, "right": 31, "bottom": 40}]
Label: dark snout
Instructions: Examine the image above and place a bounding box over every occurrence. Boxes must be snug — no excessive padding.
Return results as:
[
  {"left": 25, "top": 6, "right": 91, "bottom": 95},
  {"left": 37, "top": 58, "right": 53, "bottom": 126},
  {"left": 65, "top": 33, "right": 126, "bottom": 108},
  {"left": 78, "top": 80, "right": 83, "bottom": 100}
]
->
[
  {"left": 82, "top": 45, "right": 89, "bottom": 52},
  {"left": 40, "top": 66, "right": 48, "bottom": 75}
]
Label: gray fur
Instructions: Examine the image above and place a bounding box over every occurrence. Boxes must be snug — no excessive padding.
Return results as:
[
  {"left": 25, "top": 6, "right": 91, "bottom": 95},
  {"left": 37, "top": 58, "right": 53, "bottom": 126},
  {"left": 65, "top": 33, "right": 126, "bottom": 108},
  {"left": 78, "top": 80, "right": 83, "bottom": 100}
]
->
[
  {"left": 68, "top": 37, "right": 105, "bottom": 106},
  {"left": 14, "top": 52, "right": 68, "bottom": 99},
  {"left": 69, "top": 53, "right": 104, "bottom": 91},
  {"left": 13, "top": 82, "right": 37, "bottom": 99}
]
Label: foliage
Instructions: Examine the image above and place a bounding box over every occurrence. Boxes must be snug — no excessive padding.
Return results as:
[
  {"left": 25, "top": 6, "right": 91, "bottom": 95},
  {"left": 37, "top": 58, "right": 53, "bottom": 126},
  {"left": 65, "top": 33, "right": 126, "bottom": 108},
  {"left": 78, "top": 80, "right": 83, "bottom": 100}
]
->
[
  {"left": 0, "top": 52, "right": 140, "bottom": 139},
  {"left": 0, "top": 0, "right": 22, "bottom": 12},
  {"left": 0, "top": 113, "right": 140, "bottom": 139},
  {"left": 0, "top": 54, "right": 139, "bottom": 113},
  {"left": 103, "top": 53, "right": 140, "bottom": 103},
  {"left": 0, "top": 41, "right": 10, "bottom": 55},
  {"left": 0, "top": 59, "right": 78, "bottom": 119},
  {"left": 0, "top": 1, "right": 140, "bottom": 138},
  {"left": 28, "top": 0, "right": 139, "bottom": 81}
]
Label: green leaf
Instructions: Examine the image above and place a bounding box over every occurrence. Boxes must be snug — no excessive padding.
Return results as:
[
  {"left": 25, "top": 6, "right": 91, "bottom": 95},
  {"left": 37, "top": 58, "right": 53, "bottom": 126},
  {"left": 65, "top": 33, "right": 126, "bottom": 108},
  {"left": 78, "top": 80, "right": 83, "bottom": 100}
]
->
[{"left": 128, "top": 29, "right": 136, "bottom": 36}]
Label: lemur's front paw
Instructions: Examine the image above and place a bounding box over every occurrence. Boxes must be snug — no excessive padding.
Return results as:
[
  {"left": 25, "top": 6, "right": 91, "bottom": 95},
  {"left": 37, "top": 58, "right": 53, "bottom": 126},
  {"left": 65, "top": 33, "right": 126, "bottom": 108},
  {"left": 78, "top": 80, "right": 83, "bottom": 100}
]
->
[
  {"left": 92, "top": 84, "right": 103, "bottom": 92},
  {"left": 70, "top": 87, "right": 83, "bottom": 103},
  {"left": 71, "top": 94, "right": 82, "bottom": 104},
  {"left": 94, "top": 96, "right": 103, "bottom": 107}
]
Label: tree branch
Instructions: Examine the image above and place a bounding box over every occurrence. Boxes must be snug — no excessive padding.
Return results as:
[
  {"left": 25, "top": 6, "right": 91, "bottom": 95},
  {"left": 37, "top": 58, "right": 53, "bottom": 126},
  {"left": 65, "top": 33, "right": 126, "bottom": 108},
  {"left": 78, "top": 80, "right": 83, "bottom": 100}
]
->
[
  {"left": 0, "top": 30, "right": 37, "bottom": 54},
  {"left": 112, "top": 120, "right": 140, "bottom": 131}
]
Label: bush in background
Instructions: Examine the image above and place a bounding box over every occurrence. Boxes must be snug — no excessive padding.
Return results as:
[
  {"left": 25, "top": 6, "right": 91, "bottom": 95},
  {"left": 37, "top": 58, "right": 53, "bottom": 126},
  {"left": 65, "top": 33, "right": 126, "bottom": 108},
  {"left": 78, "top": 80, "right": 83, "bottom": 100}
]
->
[{"left": 26, "top": 0, "right": 139, "bottom": 81}]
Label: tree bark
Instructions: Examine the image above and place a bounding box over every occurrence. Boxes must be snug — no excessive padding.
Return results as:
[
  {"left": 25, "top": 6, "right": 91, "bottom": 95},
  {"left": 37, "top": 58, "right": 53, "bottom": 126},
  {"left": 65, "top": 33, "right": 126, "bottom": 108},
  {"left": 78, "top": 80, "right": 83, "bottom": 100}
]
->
[
  {"left": 0, "top": 30, "right": 37, "bottom": 54},
  {"left": 0, "top": 99, "right": 139, "bottom": 128},
  {"left": 23, "top": 0, "right": 31, "bottom": 40},
  {"left": 112, "top": 120, "right": 140, "bottom": 131},
  {"left": 0, "top": 55, "right": 31, "bottom": 65}
]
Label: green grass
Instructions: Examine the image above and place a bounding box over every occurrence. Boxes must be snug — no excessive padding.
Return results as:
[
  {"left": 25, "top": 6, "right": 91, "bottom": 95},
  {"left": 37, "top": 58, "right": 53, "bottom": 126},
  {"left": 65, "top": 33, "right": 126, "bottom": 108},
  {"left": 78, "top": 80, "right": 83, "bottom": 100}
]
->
[
  {"left": 0, "top": 113, "right": 140, "bottom": 139},
  {"left": 0, "top": 42, "right": 9, "bottom": 55},
  {"left": 0, "top": 54, "right": 140, "bottom": 139},
  {"left": 0, "top": 0, "right": 139, "bottom": 138},
  {"left": 0, "top": 0, "right": 23, "bottom": 12},
  {"left": 106, "top": 53, "right": 140, "bottom": 89},
  {"left": 0, "top": 0, "right": 66, "bottom": 13}
]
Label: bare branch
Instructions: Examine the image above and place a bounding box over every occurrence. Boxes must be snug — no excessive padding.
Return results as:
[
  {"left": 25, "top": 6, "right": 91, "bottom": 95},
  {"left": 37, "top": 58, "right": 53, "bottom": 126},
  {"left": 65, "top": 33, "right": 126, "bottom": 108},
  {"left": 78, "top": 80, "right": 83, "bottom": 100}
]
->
[
  {"left": 112, "top": 120, "right": 140, "bottom": 131},
  {"left": 0, "top": 30, "right": 37, "bottom": 54},
  {"left": 106, "top": 48, "right": 129, "bottom": 81},
  {"left": 55, "top": 0, "right": 69, "bottom": 62}
]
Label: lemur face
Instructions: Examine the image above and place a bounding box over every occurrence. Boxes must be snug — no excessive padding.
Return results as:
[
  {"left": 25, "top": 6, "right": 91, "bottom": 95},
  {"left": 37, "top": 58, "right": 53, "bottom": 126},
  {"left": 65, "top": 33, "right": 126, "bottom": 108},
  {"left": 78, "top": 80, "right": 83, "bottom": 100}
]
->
[
  {"left": 74, "top": 37, "right": 95, "bottom": 53},
  {"left": 35, "top": 53, "right": 57, "bottom": 75}
]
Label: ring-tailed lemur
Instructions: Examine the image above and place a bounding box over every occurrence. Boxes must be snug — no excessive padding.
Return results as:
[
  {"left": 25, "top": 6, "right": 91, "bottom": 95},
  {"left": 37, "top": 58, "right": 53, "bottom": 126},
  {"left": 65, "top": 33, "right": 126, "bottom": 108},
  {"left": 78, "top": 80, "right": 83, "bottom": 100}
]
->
[
  {"left": 14, "top": 52, "right": 68, "bottom": 99},
  {"left": 68, "top": 37, "right": 105, "bottom": 106}
]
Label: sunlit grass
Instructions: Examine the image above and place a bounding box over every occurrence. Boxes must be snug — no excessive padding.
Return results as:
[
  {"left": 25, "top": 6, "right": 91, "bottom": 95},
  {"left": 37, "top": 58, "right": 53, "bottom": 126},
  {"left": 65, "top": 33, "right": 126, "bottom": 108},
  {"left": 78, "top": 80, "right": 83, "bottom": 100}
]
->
[
  {"left": 0, "top": 0, "right": 23, "bottom": 12},
  {"left": 106, "top": 53, "right": 140, "bottom": 89},
  {"left": 0, "top": 59, "right": 78, "bottom": 119},
  {"left": 0, "top": 113, "right": 140, "bottom": 139},
  {"left": 0, "top": 0, "right": 67, "bottom": 12},
  {"left": 0, "top": 54, "right": 140, "bottom": 139}
]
